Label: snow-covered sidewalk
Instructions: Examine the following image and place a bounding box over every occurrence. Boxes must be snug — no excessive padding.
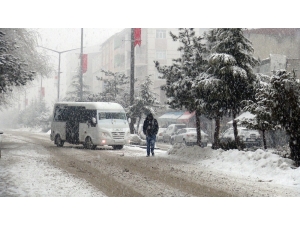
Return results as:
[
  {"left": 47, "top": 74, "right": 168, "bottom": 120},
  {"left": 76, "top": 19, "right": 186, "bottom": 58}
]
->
[{"left": 168, "top": 144, "right": 300, "bottom": 194}]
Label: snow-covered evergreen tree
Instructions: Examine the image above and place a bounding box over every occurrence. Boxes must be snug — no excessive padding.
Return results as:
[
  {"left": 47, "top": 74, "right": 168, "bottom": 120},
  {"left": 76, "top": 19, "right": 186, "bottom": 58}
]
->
[
  {"left": 18, "top": 99, "right": 51, "bottom": 128},
  {"left": 197, "top": 29, "right": 227, "bottom": 149},
  {"left": 88, "top": 69, "right": 131, "bottom": 107},
  {"left": 267, "top": 70, "right": 300, "bottom": 166},
  {"left": 241, "top": 74, "right": 276, "bottom": 149},
  {"left": 155, "top": 28, "right": 208, "bottom": 146},
  {"left": 206, "top": 28, "right": 259, "bottom": 149},
  {"left": 0, "top": 29, "right": 51, "bottom": 107},
  {"left": 63, "top": 67, "right": 91, "bottom": 102},
  {"left": 127, "top": 74, "right": 160, "bottom": 134}
]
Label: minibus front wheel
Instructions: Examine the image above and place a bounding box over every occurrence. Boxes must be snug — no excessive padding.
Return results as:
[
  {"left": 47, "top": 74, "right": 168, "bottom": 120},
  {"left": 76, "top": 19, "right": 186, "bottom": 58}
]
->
[
  {"left": 55, "top": 134, "right": 64, "bottom": 147},
  {"left": 113, "top": 145, "right": 123, "bottom": 150}
]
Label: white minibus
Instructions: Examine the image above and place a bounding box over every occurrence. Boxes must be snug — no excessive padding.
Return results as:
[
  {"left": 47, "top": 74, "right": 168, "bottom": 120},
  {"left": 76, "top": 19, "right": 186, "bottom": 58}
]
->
[{"left": 50, "top": 102, "right": 131, "bottom": 149}]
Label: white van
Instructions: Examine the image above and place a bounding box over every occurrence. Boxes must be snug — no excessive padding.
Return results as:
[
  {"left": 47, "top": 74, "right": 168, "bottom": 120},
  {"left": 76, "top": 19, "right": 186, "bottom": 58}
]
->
[{"left": 50, "top": 102, "right": 131, "bottom": 150}]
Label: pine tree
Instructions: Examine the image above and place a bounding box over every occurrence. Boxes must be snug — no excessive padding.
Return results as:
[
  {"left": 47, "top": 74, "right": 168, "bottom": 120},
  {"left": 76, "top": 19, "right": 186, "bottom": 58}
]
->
[
  {"left": 127, "top": 74, "right": 160, "bottom": 134},
  {"left": 64, "top": 67, "right": 91, "bottom": 102},
  {"left": 88, "top": 69, "right": 131, "bottom": 107},
  {"left": 18, "top": 98, "right": 50, "bottom": 128},
  {"left": 206, "top": 28, "right": 259, "bottom": 149},
  {"left": 241, "top": 74, "right": 276, "bottom": 149},
  {"left": 198, "top": 29, "right": 227, "bottom": 149},
  {"left": 267, "top": 70, "right": 300, "bottom": 166},
  {"left": 0, "top": 29, "right": 51, "bottom": 107},
  {"left": 155, "top": 28, "right": 208, "bottom": 147}
]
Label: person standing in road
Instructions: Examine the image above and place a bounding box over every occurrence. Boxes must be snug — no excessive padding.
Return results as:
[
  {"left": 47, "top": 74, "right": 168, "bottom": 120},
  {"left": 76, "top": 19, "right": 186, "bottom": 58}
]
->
[{"left": 143, "top": 113, "right": 159, "bottom": 157}]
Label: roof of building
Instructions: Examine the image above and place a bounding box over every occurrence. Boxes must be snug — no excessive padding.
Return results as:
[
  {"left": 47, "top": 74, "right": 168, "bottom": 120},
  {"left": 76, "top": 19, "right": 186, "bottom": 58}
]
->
[{"left": 245, "top": 28, "right": 300, "bottom": 36}]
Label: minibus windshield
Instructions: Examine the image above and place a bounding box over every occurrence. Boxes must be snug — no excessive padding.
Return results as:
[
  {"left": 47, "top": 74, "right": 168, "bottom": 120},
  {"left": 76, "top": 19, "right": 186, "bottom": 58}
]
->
[{"left": 98, "top": 112, "right": 126, "bottom": 120}]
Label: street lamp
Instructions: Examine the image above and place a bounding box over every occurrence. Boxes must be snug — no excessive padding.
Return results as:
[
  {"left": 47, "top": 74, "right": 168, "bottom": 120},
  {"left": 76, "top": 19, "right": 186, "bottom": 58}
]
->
[{"left": 38, "top": 46, "right": 80, "bottom": 101}]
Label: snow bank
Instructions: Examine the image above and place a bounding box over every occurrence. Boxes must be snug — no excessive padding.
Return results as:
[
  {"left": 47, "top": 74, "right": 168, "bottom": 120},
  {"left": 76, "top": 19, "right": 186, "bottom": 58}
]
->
[{"left": 168, "top": 144, "right": 300, "bottom": 187}]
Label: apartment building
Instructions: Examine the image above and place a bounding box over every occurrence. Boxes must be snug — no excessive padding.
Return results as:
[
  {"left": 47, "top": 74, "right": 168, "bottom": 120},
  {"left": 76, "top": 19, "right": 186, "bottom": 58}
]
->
[
  {"left": 64, "top": 28, "right": 207, "bottom": 104},
  {"left": 245, "top": 28, "right": 300, "bottom": 78},
  {"left": 99, "top": 28, "right": 183, "bottom": 104}
]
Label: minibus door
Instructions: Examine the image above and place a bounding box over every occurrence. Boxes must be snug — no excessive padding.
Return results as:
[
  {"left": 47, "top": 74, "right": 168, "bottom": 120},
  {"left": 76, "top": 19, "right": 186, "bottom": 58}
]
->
[{"left": 66, "top": 106, "right": 81, "bottom": 144}]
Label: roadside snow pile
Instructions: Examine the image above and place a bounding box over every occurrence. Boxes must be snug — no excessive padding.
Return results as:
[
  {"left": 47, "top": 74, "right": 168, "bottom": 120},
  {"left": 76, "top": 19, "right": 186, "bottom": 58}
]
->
[
  {"left": 168, "top": 144, "right": 300, "bottom": 187},
  {"left": 168, "top": 143, "right": 215, "bottom": 161}
]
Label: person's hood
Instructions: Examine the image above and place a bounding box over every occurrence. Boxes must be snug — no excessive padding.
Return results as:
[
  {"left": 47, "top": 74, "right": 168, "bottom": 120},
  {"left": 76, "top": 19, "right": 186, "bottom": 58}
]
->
[{"left": 147, "top": 113, "right": 153, "bottom": 120}]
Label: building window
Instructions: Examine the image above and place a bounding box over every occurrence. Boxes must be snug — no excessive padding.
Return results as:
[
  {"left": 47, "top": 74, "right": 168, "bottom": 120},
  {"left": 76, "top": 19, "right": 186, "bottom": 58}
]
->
[
  {"left": 156, "top": 29, "right": 166, "bottom": 39},
  {"left": 156, "top": 50, "right": 166, "bottom": 60}
]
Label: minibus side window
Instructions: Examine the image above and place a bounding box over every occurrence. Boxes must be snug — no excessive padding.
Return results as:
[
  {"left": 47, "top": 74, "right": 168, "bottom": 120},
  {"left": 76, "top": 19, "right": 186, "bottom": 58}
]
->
[
  {"left": 98, "top": 112, "right": 126, "bottom": 120},
  {"left": 80, "top": 109, "right": 97, "bottom": 126},
  {"left": 54, "top": 106, "right": 67, "bottom": 122}
]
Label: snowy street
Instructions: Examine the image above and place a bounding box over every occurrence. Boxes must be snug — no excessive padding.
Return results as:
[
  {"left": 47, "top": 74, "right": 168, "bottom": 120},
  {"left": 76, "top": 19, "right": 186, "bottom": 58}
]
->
[{"left": 1, "top": 129, "right": 299, "bottom": 197}]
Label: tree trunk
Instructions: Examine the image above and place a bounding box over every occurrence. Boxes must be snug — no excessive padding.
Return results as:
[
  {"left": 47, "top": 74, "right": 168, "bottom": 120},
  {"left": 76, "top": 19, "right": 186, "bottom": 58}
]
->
[
  {"left": 129, "top": 28, "right": 135, "bottom": 134},
  {"left": 289, "top": 135, "right": 300, "bottom": 167},
  {"left": 232, "top": 112, "right": 240, "bottom": 149},
  {"left": 212, "top": 117, "right": 220, "bottom": 149},
  {"left": 195, "top": 110, "right": 202, "bottom": 147},
  {"left": 129, "top": 117, "right": 136, "bottom": 134},
  {"left": 262, "top": 130, "right": 267, "bottom": 150},
  {"left": 136, "top": 116, "right": 141, "bottom": 134}
]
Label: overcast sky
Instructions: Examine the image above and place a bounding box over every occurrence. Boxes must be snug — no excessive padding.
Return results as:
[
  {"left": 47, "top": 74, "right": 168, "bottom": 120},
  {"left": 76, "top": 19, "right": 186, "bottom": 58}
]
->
[{"left": 37, "top": 28, "right": 123, "bottom": 51}]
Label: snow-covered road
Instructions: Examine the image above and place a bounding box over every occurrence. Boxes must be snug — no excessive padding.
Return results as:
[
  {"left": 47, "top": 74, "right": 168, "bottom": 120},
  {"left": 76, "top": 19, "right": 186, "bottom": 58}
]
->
[
  {"left": 0, "top": 133, "right": 106, "bottom": 197},
  {"left": 1, "top": 129, "right": 300, "bottom": 197}
]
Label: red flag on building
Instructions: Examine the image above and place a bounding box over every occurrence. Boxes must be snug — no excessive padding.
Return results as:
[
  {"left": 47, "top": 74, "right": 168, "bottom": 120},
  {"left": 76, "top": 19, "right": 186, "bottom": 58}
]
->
[
  {"left": 134, "top": 28, "right": 141, "bottom": 47},
  {"left": 82, "top": 54, "right": 88, "bottom": 73}
]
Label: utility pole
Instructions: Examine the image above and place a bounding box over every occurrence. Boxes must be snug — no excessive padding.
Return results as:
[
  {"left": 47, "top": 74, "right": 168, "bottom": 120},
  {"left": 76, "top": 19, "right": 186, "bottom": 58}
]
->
[
  {"left": 80, "top": 28, "right": 84, "bottom": 101},
  {"left": 130, "top": 28, "right": 135, "bottom": 106},
  {"left": 129, "top": 28, "right": 135, "bottom": 134},
  {"left": 38, "top": 46, "right": 80, "bottom": 102}
]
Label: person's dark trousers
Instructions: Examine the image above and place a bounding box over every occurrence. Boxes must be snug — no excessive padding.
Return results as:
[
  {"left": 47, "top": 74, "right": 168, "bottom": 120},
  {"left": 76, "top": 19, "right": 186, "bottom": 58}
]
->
[{"left": 146, "top": 134, "right": 156, "bottom": 156}]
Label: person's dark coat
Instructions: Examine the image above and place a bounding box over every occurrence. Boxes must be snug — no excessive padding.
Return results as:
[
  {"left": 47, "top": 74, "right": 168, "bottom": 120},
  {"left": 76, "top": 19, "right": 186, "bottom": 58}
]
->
[{"left": 143, "top": 113, "right": 159, "bottom": 137}]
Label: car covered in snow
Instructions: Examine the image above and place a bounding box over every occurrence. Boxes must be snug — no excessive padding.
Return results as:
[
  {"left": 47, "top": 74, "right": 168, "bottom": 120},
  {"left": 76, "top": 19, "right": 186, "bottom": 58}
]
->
[
  {"left": 170, "top": 128, "right": 209, "bottom": 147},
  {"left": 128, "top": 134, "right": 146, "bottom": 146},
  {"left": 157, "top": 128, "right": 167, "bottom": 142},
  {"left": 162, "top": 124, "right": 187, "bottom": 143},
  {"left": 220, "top": 127, "right": 261, "bottom": 147}
]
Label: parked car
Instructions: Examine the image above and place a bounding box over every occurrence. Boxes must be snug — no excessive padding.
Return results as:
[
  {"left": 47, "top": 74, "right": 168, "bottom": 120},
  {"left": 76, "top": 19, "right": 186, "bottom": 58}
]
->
[
  {"left": 170, "top": 128, "right": 209, "bottom": 147},
  {"left": 162, "top": 124, "right": 187, "bottom": 143},
  {"left": 157, "top": 128, "right": 167, "bottom": 142},
  {"left": 220, "top": 127, "right": 261, "bottom": 147}
]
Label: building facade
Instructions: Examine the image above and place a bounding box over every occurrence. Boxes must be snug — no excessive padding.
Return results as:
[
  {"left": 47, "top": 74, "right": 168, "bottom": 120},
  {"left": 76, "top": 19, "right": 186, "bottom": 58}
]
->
[
  {"left": 64, "top": 28, "right": 207, "bottom": 104},
  {"left": 245, "top": 28, "right": 300, "bottom": 78}
]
